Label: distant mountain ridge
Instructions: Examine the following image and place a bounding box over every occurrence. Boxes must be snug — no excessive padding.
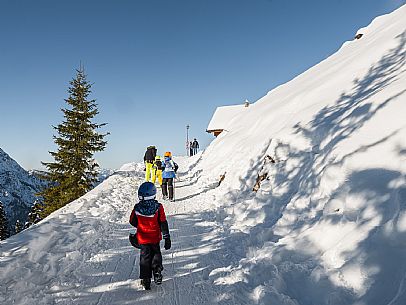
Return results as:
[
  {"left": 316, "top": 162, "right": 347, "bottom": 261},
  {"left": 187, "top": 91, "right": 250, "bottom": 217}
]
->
[{"left": 0, "top": 148, "right": 47, "bottom": 233}]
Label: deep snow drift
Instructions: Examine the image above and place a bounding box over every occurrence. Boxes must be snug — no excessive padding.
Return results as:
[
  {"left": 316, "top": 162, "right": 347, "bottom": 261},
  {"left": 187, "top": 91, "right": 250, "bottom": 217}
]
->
[
  {"left": 1, "top": 4, "right": 406, "bottom": 305},
  {"left": 190, "top": 4, "right": 406, "bottom": 304}
]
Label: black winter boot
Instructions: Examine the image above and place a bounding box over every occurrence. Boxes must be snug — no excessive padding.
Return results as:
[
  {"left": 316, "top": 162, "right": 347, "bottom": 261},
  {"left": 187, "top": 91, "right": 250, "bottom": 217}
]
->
[
  {"left": 153, "top": 267, "right": 163, "bottom": 285},
  {"left": 141, "top": 278, "right": 151, "bottom": 290}
]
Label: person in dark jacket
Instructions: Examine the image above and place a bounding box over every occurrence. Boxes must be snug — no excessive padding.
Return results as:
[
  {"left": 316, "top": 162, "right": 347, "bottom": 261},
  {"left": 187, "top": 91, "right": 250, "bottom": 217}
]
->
[
  {"left": 192, "top": 138, "right": 199, "bottom": 155},
  {"left": 144, "top": 146, "right": 157, "bottom": 182},
  {"left": 129, "top": 182, "right": 171, "bottom": 290}
]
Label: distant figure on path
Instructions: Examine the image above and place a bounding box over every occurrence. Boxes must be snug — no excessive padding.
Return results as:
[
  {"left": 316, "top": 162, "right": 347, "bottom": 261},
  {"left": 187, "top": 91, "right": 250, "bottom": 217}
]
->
[
  {"left": 162, "top": 151, "right": 178, "bottom": 201},
  {"left": 189, "top": 141, "right": 194, "bottom": 156},
  {"left": 144, "top": 145, "right": 157, "bottom": 182},
  {"left": 192, "top": 138, "right": 199, "bottom": 155},
  {"left": 152, "top": 155, "right": 163, "bottom": 187}
]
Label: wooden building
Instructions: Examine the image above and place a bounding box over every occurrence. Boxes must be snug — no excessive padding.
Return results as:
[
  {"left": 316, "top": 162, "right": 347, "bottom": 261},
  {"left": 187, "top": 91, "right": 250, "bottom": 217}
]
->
[{"left": 206, "top": 101, "right": 250, "bottom": 137}]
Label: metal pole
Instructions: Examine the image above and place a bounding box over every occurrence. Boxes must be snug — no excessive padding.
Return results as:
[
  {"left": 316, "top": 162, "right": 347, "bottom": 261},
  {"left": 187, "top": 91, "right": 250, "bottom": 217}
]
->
[{"left": 186, "top": 125, "right": 190, "bottom": 156}]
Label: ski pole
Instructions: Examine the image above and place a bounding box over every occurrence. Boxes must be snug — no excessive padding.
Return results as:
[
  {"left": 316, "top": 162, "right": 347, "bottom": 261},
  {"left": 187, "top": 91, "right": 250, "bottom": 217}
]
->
[{"left": 173, "top": 177, "right": 175, "bottom": 202}]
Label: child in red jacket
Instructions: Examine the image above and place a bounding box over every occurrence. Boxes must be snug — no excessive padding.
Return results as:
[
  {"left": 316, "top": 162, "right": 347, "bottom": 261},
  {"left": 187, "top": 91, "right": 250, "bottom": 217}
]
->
[{"left": 129, "top": 182, "right": 171, "bottom": 290}]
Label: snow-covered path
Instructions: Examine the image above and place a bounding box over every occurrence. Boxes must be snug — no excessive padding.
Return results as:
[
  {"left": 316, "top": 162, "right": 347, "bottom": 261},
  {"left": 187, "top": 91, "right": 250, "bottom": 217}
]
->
[{"left": 0, "top": 160, "right": 240, "bottom": 305}]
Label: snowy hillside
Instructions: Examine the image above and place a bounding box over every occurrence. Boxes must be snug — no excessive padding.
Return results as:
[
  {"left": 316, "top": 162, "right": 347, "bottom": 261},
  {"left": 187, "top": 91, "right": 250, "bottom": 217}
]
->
[
  {"left": 1, "top": 4, "right": 406, "bottom": 305},
  {"left": 188, "top": 4, "right": 406, "bottom": 304},
  {"left": 0, "top": 148, "right": 47, "bottom": 232}
]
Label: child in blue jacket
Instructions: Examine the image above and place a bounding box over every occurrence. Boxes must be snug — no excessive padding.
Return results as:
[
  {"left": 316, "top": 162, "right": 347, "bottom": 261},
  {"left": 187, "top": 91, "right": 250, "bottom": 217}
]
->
[{"left": 161, "top": 152, "right": 178, "bottom": 201}]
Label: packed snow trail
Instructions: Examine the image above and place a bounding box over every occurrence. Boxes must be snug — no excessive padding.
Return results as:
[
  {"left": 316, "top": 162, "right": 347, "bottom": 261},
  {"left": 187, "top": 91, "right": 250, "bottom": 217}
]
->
[{"left": 0, "top": 160, "right": 244, "bottom": 305}]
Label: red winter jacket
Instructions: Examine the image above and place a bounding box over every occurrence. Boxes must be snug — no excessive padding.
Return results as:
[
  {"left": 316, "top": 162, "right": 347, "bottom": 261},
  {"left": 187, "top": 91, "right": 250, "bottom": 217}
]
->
[{"left": 129, "top": 199, "right": 169, "bottom": 244}]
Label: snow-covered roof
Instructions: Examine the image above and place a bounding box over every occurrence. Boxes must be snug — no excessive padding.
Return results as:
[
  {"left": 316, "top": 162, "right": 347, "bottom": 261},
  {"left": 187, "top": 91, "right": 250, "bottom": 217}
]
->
[{"left": 206, "top": 103, "right": 249, "bottom": 132}]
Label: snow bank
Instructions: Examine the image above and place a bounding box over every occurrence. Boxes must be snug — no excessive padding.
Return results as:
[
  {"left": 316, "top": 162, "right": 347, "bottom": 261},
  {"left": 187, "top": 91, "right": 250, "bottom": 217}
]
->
[{"left": 185, "top": 4, "right": 406, "bottom": 304}]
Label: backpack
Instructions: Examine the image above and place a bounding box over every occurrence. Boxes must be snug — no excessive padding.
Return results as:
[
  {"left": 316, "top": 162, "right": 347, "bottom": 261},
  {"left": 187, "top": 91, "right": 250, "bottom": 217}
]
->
[{"left": 154, "top": 159, "right": 163, "bottom": 171}]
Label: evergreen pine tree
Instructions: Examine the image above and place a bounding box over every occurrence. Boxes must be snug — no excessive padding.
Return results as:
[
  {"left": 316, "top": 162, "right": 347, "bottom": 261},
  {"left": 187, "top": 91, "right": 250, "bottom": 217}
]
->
[
  {"left": 0, "top": 201, "right": 10, "bottom": 240},
  {"left": 15, "top": 220, "right": 23, "bottom": 234},
  {"left": 40, "top": 67, "right": 108, "bottom": 217},
  {"left": 25, "top": 199, "right": 44, "bottom": 229}
]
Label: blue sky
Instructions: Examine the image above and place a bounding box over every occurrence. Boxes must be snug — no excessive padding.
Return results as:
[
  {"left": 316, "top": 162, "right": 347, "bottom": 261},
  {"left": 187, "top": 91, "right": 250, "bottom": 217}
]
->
[{"left": 0, "top": 0, "right": 404, "bottom": 169}]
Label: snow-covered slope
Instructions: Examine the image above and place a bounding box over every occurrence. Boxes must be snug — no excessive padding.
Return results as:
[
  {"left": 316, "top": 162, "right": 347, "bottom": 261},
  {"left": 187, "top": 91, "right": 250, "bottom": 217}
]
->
[
  {"left": 0, "top": 148, "right": 47, "bottom": 232},
  {"left": 186, "top": 4, "right": 406, "bottom": 304},
  {"left": 1, "top": 5, "right": 406, "bottom": 305}
]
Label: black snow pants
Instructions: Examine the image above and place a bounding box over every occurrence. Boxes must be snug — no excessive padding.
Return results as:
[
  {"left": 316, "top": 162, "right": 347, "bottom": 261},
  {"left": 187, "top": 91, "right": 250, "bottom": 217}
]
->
[
  {"left": 139, "top": 243, "right": 163, "bottom": 279},
  {"left": 162, "top": 178, "right": 174, "bottom": 200}
]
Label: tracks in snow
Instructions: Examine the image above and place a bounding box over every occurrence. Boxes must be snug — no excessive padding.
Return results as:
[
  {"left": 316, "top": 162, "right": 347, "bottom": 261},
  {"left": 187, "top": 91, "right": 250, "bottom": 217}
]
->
[{"left": 1, "top": 168, "right": 236, "bottom": 305}]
